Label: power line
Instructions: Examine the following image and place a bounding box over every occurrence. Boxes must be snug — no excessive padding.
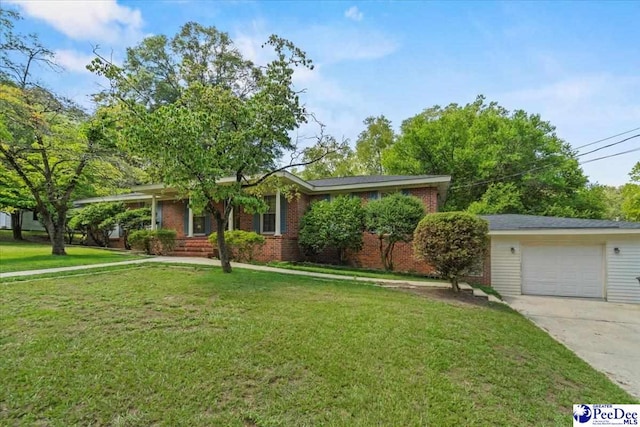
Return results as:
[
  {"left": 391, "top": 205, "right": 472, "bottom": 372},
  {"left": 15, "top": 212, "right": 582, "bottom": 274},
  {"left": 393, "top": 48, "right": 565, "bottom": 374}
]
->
[
  {"left": 450, "top": 141, "right": 640, "bottom": 190},
  {"left": 573, "top": 126, "right": 640, "bottom": 150},
  {"left": 580, "top": 146, "right": 640, "bottom": 165},
  {"left": 577, "top": 133, "right": 640, "bottom": 158}
]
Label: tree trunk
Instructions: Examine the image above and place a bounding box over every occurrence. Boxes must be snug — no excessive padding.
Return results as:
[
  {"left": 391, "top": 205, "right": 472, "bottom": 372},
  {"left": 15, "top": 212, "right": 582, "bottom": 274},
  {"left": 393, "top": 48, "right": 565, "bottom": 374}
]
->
[
  {"left": 11, "top": 211, "right": 23, "bottom": 240},
  {"left": 215, "top": 214, "right": 232, "bottom": 273},
  {"left": 450, "top": 277, "right": 460, "bottom": 293},
  {"left": 383, "top": 240, "right": 396, "bottom": 271},
  {"left": 50, "top": 216, "right": 67, "bottom": 256}
]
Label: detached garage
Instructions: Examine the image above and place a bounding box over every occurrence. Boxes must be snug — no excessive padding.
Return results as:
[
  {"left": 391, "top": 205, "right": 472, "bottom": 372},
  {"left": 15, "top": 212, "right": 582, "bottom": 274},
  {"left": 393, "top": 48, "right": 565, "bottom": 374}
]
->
[{"left": 483, "top": 215, "right": 640, "bottom": 304}]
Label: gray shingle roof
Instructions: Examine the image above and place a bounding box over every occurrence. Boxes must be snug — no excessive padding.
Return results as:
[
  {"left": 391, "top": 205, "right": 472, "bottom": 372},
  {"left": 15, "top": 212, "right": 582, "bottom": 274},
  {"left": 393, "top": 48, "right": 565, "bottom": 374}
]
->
[
  {"left": 306, "top": 175, "right": 450, "bottom": 187},
  {"left": 481, "top": 214, "right": 640, "bottom": 230}
]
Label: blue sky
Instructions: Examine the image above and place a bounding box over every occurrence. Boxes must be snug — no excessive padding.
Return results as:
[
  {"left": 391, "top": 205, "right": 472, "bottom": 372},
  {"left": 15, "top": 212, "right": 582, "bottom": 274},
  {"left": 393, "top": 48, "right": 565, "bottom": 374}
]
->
[{"left": 7, "top": 0, "right": 640, "bottom": 185}]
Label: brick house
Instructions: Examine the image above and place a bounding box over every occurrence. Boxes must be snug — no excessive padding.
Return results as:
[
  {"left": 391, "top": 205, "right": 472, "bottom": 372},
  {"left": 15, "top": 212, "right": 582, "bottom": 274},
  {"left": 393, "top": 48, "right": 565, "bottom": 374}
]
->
[{"left": 76, "top": 172, "right": 452, "bottom": 276}]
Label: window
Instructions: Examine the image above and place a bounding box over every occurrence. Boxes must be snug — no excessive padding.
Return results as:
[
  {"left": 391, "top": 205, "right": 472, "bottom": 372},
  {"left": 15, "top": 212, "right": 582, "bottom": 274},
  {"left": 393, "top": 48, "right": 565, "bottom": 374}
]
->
[
  {"left": 262, "top": 195, "right": 276, "bottom": 233},
  {"left": 193, "top": 214, "right": 206, "bottom": 235},
  {"left": 32, "top": 211, "right": 38, "bottom": 221}
]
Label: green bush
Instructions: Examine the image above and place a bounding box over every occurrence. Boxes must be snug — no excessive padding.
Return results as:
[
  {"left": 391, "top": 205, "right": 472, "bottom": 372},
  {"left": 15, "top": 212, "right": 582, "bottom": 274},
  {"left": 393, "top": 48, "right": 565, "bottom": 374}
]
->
[
  {"left": 299, "top": 196, "right": 365, "bottom": 263},
  {"left": 365, "top": 193, "right": 425, "bottom": 270},
  {"left": 209, "top": 230, "right": 265, "bottom": 262},
  {"left": 68, "top": 202, "right": 126, "bottom": 247},
  {"left": 108, "top": 208, "right": 152, "bottom": 250},
  {"left": 413, "top": 212, "right": 489, "bottom": 292},
  {"left": 129, "top": 229, "right": 176, "bottom": 255}
]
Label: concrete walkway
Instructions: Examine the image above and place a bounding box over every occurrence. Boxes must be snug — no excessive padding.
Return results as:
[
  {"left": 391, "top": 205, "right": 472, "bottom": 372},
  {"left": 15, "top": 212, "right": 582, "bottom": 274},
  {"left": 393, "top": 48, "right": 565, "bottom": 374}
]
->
[{"left": 0, "top": 256, "right": 451, "bottom": 290}]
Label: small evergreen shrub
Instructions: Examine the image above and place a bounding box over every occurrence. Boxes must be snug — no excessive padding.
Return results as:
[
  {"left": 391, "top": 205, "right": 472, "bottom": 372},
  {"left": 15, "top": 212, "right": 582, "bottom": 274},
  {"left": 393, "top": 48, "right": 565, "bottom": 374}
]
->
[
  {"left": 129, "top": 229, "right": 176, "bottom": 255},
  {"left": 209, "top": 230, "right": 265, "bottom": 262}
]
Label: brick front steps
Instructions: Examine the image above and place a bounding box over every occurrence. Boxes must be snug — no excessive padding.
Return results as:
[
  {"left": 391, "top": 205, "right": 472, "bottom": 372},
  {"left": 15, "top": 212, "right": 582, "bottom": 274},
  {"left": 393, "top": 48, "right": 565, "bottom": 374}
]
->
[{"left": 169, "top": 237, "right": 215, "bottom": 258}]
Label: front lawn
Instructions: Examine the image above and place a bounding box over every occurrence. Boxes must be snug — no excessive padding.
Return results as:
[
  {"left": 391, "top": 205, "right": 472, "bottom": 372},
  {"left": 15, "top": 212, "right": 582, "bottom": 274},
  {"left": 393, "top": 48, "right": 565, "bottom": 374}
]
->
[
  {"left": 0, "top": 239, "right": 143, "bottom": 273},
  {"left": 0, "top": 266, "right": 634, "bottom": 425}
]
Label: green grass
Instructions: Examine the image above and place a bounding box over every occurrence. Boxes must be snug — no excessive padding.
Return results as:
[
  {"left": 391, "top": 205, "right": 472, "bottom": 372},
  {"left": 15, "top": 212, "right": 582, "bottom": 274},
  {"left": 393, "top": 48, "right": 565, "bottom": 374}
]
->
[
  {"left": 0, "top": 239, "right": 144, "bottom": 273},
  {"left": 0, "top": 266, "right": 634, "bottom": 426},
  {"left": 267, "top": 261, "right": 447, "bottom": 283}
]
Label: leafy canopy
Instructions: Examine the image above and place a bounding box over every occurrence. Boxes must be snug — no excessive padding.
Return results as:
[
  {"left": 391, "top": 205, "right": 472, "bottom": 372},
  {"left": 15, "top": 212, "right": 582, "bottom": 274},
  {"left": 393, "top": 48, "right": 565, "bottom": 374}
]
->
[
  {"left": 622, "top": 162, "right": 640, "bottom": 221},
  {"left": 365, "top": 193, "right": 425, "bottom": 270},
  {"left": 383, "top": 96, "right": 601, "bottom": 218},
  {"left": 90, "top": 22, "right": 335, "bottom": 272},
  {"left": 298, "top": 196, "right": 366, "bottom": 263},
  {"left": 413, "top": 212, "right": 489, "bottom": 292}
]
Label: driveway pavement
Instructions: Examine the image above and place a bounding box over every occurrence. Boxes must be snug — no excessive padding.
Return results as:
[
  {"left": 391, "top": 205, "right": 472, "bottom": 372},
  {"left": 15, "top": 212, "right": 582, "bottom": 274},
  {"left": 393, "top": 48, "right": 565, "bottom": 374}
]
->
[{"left": 505, "top": 295, "right": 640, "bottom": 399}]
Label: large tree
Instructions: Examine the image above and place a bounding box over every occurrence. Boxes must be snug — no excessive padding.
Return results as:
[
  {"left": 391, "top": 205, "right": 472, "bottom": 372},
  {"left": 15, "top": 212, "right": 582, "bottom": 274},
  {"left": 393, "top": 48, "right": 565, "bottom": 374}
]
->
[
  {"left": 0, "top": 9, "right": 133, "bottom": 255},
  {"left": 622, "top": 162, "right": 640, "bottom": 222},
  {"left": 383, "top": 96, "right": 603, "bottom": 218},
  {"left": 90, "top": 22, "right": 337, "bottom": 272},
  {"left": 354, "top": 115, "right": 395, "bottom": 175},
  {"left": 298, "top": 137, "right": 355, "bottom": 180}
]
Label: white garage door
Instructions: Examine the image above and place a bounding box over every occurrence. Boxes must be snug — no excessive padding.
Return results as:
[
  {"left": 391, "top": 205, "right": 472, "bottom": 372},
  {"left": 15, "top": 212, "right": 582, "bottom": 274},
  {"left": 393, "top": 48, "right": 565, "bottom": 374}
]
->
[{"left": 521, "top": 245, "right": 604, "bottom": 298}]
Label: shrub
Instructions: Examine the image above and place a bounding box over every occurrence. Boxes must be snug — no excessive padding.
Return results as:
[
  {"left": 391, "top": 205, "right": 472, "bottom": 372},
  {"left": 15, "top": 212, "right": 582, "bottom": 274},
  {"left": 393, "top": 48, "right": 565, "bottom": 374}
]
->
[
  {"left": 67, "top": 203, "right": 126, "bottom": 247},
  {"left": 299, "top": 196, "right": 366, "bottom": 263},
  {"left": 129, "top": 229, "right": 176, "bottom": 255},
  {"left": 105, "top": 208, "right": 151, "bottom": 249},
  {"left": 209, "top": 230, "right": 265, "bottom": 262},
  {"left": 413, "top": 212, "right": 489, "bottom": 292},
  {"left": 365, "top": 193, "right": 425, "bottom": 270}
]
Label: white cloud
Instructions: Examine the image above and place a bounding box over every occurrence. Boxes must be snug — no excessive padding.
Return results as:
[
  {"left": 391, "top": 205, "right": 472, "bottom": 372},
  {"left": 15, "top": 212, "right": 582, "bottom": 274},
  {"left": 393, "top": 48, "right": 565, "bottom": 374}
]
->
[
  {"left": 233, "top": 20, "right": 275, "bottom": 67},
  {"left": 7, "top": 0, "right": 143, "bottom": 44},
  {"left": 54, "top": 49, "right": 95, "bottom": 74},
  {"left": 344, "top": 6, "right": 363, "bottom": 22},
  {"left": 303, "top": 25, "right": 398, "bottom": 63}
]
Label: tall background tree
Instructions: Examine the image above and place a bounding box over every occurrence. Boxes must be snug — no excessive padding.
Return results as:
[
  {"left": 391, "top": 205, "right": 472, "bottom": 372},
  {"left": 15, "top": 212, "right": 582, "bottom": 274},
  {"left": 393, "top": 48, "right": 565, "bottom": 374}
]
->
[
  {"left": 381, "top": 96, "right": 603, "bottom": 218},
  {"left": 0, "top": 8, "right": 138, "bottom": 254},
  {"left": 354, "top": 115, "right": 395, "bottom": 175},
  {"left": 622, "top": 162, "right": 640, "bottom": 221},
  {"left": 90, "top": 22, "right": 338, "bottom": 272}
]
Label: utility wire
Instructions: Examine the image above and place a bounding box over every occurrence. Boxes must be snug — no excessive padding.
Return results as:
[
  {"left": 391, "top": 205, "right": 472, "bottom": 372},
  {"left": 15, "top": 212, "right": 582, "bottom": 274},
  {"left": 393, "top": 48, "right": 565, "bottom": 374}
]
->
[
  {"left": 450, "top": 139, "right": 640, "bottom": 190},
  {"left": 580, "top": 147, "right": 640, "bottom": 165},
  {"left": 573, "top": 126, "right": 640, "bottom": 150},
  {"left": 577, "top": 133, "right": 640, "bottom": 158}
]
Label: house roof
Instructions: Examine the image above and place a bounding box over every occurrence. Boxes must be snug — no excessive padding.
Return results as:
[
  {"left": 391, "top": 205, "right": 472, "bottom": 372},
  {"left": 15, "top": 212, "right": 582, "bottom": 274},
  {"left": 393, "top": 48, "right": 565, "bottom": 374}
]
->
[
  {"left": 306, "top": 175, "right": 450, "bottom": 187},
  {"left": 482, "top": 214, "right": 640, "bottom": 232},
  {"left": 74, "top": 172, "right": 452, "bottom": 206}
]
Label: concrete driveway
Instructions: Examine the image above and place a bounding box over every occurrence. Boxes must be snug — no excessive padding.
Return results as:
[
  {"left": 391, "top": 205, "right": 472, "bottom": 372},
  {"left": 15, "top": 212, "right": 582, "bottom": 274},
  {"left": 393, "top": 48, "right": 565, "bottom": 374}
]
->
[{"left": 505, "top": 296, "right": 640, "bottom": 399}]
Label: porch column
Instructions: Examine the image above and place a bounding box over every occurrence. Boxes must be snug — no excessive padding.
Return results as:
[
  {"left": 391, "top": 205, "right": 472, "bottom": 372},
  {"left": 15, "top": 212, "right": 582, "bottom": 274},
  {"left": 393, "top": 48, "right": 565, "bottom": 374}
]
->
[
  {"left": 187, "top": 199, "right": 194, "bottom": 237},
  {"left": 150, "top": 195, "right": 157, "bottom": 230},
  {"left": 275, "top": 189, "right": 281, "bottom": 236},
  {"left": 228, "top": 207, "right": 234, "bottom": 231}
]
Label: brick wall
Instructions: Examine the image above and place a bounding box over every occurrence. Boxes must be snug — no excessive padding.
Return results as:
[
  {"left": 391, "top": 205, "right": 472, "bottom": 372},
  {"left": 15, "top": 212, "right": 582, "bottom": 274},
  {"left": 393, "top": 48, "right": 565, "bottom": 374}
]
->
[
  {"left": 342, "top": 187, "right": 440, "bottom": 275},
  {"left": 87, "top": 186, "right": 496, "bottom": 285},
  {"left": 161, "top": 199, "right": 187, "bottom": 237}
]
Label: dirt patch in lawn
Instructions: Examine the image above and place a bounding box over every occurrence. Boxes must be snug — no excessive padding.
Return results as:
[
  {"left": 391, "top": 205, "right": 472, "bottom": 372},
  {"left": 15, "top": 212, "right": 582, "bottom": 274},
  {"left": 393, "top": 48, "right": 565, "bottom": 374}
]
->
[{"left": 386, "top": 285, "right": 491, "bottom": 307}]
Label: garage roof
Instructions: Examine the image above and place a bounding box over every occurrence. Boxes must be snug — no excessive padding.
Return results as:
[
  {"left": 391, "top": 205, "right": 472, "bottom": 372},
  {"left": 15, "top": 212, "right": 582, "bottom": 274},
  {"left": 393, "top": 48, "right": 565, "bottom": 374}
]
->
[{"left": 482, "top": 214, "right": 640, "bottom": 230}]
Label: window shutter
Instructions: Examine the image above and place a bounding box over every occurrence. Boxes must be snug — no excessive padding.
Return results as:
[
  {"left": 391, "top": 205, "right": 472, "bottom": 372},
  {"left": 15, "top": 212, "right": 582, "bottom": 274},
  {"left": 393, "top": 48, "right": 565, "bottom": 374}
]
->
[
  {"left": 252, "top": 213, "right": 260, "bottom": 233},
  {"left": 204, "top": 213, "right": 212, "bottom": 235},
  {"left": 156, "top": 202, "right": 163, "bottom": 229},
  {"left": 183, "top": 202, "right": 189, "bottom": 235},
  {"left": 280, "top": 195, "right": 288, "bottom": 234}
]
